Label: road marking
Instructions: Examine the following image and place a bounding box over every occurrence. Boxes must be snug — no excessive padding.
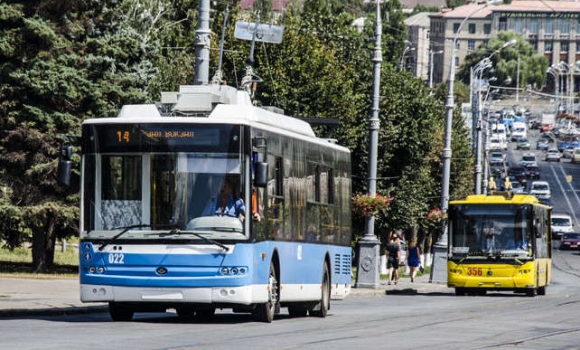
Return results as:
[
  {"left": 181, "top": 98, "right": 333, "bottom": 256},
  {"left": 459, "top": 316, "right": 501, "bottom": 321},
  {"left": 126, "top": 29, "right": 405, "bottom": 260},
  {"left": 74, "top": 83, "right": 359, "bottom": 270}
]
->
[{"left": 550, "top": 165, "right": 580, "bottom": 226}]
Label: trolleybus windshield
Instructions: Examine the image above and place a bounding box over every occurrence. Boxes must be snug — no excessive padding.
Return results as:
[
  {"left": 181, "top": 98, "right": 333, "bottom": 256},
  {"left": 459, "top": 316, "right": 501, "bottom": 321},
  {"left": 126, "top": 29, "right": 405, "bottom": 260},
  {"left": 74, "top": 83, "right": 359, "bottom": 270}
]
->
[
  {"left": 81, "top": 123, "right": 249, "bottom": 242},
  {"left": 449, "top": 204, "right": 532, "bottom": 259}
]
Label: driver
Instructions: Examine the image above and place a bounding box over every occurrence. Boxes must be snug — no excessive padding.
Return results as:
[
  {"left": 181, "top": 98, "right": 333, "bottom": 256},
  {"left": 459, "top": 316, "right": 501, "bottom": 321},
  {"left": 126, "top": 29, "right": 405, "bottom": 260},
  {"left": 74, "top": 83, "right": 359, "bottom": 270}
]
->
[{"left": 202, "top": 177, "right": 246, "bottom": 218}]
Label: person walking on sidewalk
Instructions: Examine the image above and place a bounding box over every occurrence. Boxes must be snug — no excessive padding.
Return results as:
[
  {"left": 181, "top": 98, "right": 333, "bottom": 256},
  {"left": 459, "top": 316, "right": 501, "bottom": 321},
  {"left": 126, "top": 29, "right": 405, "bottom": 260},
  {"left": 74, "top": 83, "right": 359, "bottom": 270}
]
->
[
  {"left": 385, "top": 232, "right": 401, "bottom": 285},
  {"left": 407, "top": 238, "right": 422, "bottom": 282}
]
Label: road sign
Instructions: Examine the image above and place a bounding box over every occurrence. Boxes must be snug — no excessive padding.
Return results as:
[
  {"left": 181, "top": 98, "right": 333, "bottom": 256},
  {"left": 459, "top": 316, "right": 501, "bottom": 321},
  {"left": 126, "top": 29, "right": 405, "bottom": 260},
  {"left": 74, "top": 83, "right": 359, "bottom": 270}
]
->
[{"left": 234, "top": 22, "right": 284, "bottom": 44}]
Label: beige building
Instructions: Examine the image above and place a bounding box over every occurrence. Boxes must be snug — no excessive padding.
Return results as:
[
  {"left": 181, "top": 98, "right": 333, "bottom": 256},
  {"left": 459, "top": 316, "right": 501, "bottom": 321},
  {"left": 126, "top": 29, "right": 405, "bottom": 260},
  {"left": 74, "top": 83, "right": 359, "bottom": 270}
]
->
[{"left": 428, "top": 0, "right": 580, "bottom": 85}]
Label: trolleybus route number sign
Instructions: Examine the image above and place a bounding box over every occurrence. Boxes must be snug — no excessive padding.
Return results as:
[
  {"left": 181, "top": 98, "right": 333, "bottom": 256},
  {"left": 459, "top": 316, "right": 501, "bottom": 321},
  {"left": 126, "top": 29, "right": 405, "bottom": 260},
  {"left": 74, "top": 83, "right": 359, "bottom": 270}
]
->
[{"left": 467, "top": 267, "right": 483, "bottom": 276}]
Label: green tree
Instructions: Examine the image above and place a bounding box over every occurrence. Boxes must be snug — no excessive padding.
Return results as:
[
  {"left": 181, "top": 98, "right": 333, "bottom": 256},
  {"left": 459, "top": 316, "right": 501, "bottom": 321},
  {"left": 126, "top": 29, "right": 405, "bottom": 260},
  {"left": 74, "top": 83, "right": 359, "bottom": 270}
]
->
[
  {"left": 458, "top": 32, "right": 548, "bottom": 96},
  {"left": 0, "top": 0, "right": 155, "bottom": 271}
]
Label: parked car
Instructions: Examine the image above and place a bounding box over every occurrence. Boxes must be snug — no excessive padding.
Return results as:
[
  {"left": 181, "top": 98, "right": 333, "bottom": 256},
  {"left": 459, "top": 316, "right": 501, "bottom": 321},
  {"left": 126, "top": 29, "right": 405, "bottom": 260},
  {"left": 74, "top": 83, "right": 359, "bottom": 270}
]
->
[
  {"left": 516, "top": 138, "right": 531, "bottom": 150},
  {"left": 545, "top": 148, "right": 562, "bottom": 162},
  {"left": 559, "top": 232, "right": 580, "bottom": 250},
  {"left": 525, "top": 165, "right": 541, "bottom": 180},
  {"left": 536, "top": 139, "right": 549, "bottom": 150}
]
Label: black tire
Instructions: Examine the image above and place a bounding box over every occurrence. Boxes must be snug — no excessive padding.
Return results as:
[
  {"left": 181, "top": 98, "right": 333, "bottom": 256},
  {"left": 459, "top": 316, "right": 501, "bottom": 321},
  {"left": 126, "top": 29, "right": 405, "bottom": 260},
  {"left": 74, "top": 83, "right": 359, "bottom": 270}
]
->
[
  {"left": 309, "top": 263, "right": 330, "bottom": 317},
  {"left": 526, "top": 288, "right": 537, "bottom": 297},
  {"left": 109, "top": 302, "right": 134, "bottom": 322},
  {"left": 252, "top": 262, "right": 279, "bottom": 323},
  {"left": 538, "top": 285, "right": 547, "bottom": 296},
  {"left": 455, "top": 288, "right": 466, "bottom": 296}
]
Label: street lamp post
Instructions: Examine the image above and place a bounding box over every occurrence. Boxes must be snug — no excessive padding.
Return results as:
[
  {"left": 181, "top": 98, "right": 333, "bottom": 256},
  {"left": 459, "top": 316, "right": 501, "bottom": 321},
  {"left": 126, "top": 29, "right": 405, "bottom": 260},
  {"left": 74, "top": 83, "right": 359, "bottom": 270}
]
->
[
  {"left": 430, "top": 0, "right": 502, "bottom": 283},
  {"left": 472, "top": 39, "right": 516, "bottom": 194},
  {"left": 429, "top": 49, "right": 443, "bottom": 95},
  {"left": 399, "top": 41, "right": 415, "bottom": 71},
  {"left": 546, "top": 67, "right": 560, "bottom": 106},
  {"left": 355, "top": 0, "right": 382, "bottom": 289}
]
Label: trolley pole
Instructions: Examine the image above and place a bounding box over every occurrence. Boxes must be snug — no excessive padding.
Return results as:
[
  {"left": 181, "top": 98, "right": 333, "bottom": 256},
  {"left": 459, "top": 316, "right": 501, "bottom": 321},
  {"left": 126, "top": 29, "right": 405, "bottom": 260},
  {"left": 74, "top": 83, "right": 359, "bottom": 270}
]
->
[{"left": 355, "top": 0, "right": 382, "bottom": 289}]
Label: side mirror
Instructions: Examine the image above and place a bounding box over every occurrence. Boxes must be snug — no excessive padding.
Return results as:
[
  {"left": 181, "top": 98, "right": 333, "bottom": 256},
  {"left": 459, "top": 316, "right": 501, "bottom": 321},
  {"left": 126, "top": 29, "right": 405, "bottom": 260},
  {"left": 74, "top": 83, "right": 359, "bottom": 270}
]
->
[
  {"left": 57, "top": 145, "right": 73, "bottom": 186},
  {"left": 254, "top": 162, "right": 268, "bottom": 188}
]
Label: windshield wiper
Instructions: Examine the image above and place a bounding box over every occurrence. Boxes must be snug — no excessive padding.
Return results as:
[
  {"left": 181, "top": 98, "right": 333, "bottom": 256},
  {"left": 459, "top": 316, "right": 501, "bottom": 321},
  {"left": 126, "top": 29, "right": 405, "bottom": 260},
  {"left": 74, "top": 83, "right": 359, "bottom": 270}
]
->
[
  {"left": 163, "top": 229, "right": 230, "bottom": 252},
  {"left": 98, "top": 224, "right": 175, "bottom": 251}
]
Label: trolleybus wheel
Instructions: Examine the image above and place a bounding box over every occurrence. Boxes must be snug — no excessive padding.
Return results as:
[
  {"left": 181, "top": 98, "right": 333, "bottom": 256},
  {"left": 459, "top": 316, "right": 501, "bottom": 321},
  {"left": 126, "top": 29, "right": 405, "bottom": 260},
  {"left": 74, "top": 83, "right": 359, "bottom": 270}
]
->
[
  {"left": 252, "top": 262, "right": 279, "bottom": 323},
  {"left": 526, "top": 287, "right": 537, "bottom": 297},
  {"left": 109, "top": 302, "right": 134, "bottom": 322},
  {"left": 309, "top": 263, "right": 330, "bottom": 317},
  {"left": 455, "top": 288, "right": 466, "bottom": 296},
  {"left": 537, "top": 285, "right": 547, "bottom": 295}
]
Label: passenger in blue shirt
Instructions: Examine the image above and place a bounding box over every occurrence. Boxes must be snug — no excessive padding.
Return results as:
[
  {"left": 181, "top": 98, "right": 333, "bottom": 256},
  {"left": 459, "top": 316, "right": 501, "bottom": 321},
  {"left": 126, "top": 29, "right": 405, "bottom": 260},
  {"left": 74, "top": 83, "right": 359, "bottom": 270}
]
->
[{"left": 202, "top": 177, "right": 246, "bottom": 219}]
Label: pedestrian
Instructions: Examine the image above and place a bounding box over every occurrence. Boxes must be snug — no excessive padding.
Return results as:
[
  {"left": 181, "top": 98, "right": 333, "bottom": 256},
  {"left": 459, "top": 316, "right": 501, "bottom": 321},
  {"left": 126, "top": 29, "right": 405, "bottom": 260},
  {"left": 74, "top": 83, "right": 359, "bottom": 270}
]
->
[
  {"left": 407, "top": 238, "right": 422, "bottom": 282},
  {"left": 385, "top": 232, "right": 401, "bottom": 285}
]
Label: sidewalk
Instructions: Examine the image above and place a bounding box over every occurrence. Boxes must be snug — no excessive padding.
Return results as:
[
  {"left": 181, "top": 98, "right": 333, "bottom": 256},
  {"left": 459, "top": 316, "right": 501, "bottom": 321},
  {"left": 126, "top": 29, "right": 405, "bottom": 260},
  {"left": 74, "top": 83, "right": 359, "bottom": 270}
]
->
[
  {"left": 0, "top": 273, "right": 448, "bottom": 318},
  {"left": 0, "top": 276, "right": 107, "bottom": 317}
]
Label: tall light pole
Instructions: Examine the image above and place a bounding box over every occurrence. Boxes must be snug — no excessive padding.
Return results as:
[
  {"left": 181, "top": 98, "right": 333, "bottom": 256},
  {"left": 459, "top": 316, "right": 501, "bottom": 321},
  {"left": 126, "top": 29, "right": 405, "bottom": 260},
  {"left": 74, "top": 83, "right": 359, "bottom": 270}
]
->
[
  {"left": 431, "top": 0, "right": 502, "bottom": 283},
  {"left": 399, "top": 42, "right": 415, "bottom": 71},
  {"left": 429, "top": 49, "right": 443, "bottom": 95},
  {"left": 473, "top": 40, "right": 516, "bottom": 194},
  {"left": 355, "top": 0, "right": 382, "bottom": 289}
]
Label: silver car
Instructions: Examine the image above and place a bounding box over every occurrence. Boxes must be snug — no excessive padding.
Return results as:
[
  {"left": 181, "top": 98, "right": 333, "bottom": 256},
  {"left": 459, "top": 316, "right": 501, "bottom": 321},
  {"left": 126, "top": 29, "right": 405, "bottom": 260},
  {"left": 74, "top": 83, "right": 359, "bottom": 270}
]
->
[{"left": 545, "top": 148, "right": 562, "bottom": 162}]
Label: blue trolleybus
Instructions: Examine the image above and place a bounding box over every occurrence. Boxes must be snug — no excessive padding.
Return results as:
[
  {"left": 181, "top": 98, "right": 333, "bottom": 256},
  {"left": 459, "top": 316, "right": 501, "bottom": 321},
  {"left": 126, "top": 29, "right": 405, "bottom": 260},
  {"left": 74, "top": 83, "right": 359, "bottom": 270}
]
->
[{"left": 74, "top": 84, "right": 352, "bottom": 322}]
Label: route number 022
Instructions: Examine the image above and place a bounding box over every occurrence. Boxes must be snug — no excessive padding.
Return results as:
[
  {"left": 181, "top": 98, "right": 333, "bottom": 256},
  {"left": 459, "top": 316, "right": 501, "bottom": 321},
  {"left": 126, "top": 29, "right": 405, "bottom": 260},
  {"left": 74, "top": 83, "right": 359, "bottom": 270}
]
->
[
  {"left": 108, "top": 253, "right": 125, "bottom": 264},
  {"left": 467, "top": 267, "right": 482, "bottom": 276}
]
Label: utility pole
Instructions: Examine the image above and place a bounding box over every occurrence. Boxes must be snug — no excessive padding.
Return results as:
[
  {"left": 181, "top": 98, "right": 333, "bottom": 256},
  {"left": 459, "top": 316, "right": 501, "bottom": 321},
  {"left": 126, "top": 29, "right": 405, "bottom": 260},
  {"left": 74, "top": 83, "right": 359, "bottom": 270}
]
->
[
  {"left": 355, "top": 0, "right": 382, "bottom": 289},
  {"left": 194, "top": 0, "right": 211, "bottom": 85}
]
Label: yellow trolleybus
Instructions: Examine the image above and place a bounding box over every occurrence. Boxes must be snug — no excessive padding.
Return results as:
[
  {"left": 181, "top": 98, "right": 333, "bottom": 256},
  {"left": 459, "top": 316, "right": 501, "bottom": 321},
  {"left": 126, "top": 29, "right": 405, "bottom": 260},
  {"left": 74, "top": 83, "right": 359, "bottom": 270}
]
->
[{"left": 447, "top": 193, "right": 552, "bottom": 296}]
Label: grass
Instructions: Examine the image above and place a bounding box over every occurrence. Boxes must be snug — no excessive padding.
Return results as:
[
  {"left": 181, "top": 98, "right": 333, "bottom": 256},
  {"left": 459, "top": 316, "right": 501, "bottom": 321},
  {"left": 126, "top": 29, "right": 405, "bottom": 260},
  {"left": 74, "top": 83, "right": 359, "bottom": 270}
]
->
[{"left": 0, "top": 242, "right": 79, "bottom": 278}]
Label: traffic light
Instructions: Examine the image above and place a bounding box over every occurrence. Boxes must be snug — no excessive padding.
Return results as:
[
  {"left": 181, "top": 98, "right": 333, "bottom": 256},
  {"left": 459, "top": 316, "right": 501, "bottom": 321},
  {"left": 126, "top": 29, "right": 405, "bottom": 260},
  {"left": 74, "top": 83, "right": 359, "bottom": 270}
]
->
[{"left": 57, "top": 144, "right": 73, "bottom": 186}]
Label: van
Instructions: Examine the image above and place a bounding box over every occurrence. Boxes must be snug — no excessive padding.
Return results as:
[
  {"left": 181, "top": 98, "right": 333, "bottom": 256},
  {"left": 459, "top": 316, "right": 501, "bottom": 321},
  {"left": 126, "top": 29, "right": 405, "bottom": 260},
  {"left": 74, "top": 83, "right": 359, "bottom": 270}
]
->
[
  {"left": 492, "top": 123, "right": 507, "bottom": 141},
  {"left": 572, "top": 148, "right": 580, "bottom": 164},
  {"left": 551, "top": 213, "right": 574, "bottom": 239},
  {"left": 511, "top": 122, "right": 527, "bottom": 141}
]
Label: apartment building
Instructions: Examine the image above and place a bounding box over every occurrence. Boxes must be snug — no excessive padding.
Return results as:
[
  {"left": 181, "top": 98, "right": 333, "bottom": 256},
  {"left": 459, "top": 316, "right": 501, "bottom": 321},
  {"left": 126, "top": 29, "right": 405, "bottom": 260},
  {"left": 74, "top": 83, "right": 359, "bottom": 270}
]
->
[{"left": 429, "top": 0, "right": 580, "bottom": 85}]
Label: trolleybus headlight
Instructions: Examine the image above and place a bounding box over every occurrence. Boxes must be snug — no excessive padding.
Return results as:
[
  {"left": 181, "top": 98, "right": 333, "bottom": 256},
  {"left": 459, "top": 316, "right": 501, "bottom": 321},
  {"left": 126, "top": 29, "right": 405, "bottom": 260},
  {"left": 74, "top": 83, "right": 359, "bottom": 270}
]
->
[
  {"left": 89, "top": 266, "right": 96, "bottom": 273},
  {"left": 231, "top": 267, "right": 238, "bottom": 274},
  {"left": 239, "top": 267, "right": 246, "bottom": 274},
  {"left": 97, "top": 266, "right": 105, "bottom": 274},
  {"left": 221, "top": 267, "right": 229, "bottom": 275}
]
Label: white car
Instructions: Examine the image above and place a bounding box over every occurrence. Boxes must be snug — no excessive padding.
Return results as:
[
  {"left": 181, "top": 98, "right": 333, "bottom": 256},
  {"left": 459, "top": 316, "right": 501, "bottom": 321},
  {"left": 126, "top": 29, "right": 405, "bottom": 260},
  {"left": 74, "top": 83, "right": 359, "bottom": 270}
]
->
[
  {"left": 563, "top": 146, "right": 578, "bottom": 159},
  {"left": 489, "top": 152, "right": 505, "bottom": 166},
  {"left": 520, "top": 153, "right": 537, "bottom": 167},
  {"left": 530, "top": 181, "right": 551, "bottom": 203},
  {"left": 551, "top": 213, "right": 574, "bottom": 239},
  {"left": 545, "top": 148, "right": 562, "bottom": 162}
]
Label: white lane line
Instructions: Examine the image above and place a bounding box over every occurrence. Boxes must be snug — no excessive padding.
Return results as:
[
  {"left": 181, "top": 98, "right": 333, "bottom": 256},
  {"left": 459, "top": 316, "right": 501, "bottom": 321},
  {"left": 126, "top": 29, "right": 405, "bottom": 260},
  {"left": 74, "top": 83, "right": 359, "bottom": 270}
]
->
[{"left": 550, "top": 164, "right": 580, "bottom": 226}]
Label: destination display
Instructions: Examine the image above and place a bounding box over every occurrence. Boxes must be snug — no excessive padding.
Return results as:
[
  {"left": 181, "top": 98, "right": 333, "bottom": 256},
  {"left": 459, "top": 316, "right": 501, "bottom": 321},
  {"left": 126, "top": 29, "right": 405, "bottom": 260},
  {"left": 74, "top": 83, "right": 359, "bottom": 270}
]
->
[{"left": 83, "top": 123, "right": 240, "bottom": 153}]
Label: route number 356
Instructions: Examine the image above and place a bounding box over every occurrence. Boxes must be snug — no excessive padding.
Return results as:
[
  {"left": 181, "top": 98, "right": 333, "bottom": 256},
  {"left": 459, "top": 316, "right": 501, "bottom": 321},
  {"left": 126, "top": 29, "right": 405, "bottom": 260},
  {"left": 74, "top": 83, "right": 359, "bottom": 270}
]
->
[{"left": 467, "top": 267, "right": 483, "bottom": 276}]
